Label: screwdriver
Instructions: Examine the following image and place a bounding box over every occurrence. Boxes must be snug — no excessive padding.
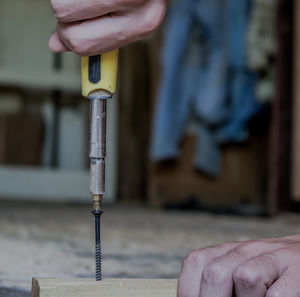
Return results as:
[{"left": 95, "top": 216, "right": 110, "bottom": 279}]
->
[{"left": 81, "top": 51, "right": 118, "bottom": 281}]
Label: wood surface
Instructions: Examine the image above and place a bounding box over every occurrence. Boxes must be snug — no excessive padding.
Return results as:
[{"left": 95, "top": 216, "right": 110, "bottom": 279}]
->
[
  {"left": 268, "top": 0, "right": 293, "bottom": 212},
  {"left": 31, "top": 278, "right": 178, "bottom": 297},
  {"left": 292, "top": 0, "right": 300, "bottom": 201}
]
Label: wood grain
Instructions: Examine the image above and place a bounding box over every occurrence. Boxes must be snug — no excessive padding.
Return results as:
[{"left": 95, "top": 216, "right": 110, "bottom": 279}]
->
[{"left": 31, "top": 278, "right": 178, "bottom": 297}]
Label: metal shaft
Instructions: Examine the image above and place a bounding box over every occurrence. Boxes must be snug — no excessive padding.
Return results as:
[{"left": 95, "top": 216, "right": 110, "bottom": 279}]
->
[
  {"left": 89, "top": 99, "right": 107, "bottom": 196},
  {"left": 89, "top": 97, "right": 108, "bottom": 281}
]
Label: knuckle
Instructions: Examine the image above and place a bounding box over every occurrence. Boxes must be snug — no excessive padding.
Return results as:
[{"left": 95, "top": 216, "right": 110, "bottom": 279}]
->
[
  {"left": 233, "top": 264, "right": 262, "bottom": 288},
  {"left": 141, "top": 18, "right": 160, "bottom": 36},
  {"left": 141, "top": 3, "right": 166, "bottom": 35},
  {"left": 202, "top": 262, "right": 227, "bottom": 285},
  {"left": 50, "top": 0, "right": 69, "bottom": 22},
  {"left": 183, "top": 250, "right": 206, "bottom": 268},
  {"left": 67, "top": 37, "right": 89, "bottom": 56},
  {"left": 57, "top": 24, "right": 95, "bottom": 56}
]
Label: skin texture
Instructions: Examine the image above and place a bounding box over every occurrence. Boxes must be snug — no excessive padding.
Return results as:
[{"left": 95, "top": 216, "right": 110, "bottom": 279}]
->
[
  {"left": 178, "top": 235, "right": 300, "bottom": 297},
  {"left": 49, "top": 0, "right": 168, "bottom": 56}
]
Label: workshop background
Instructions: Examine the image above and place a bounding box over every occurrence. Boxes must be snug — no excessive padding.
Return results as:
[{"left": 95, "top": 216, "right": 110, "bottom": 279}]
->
[{"left": 1, "top": 0, "right": 300, "bottom": 296}]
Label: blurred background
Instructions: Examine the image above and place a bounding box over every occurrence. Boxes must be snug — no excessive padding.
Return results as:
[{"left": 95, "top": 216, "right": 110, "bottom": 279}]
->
[{"left": 1, "top": 0, "right": 300, "bottom": 296}]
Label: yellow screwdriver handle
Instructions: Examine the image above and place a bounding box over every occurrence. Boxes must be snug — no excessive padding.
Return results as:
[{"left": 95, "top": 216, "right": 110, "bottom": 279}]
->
[{"left": 81, "top": 50, "right": 119, "bottom": 98}]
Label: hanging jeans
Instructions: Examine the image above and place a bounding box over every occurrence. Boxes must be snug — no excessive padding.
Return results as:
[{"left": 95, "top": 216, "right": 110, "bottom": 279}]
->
[{"left": 151, "top": 0, "right": 262, "bottom": 177}]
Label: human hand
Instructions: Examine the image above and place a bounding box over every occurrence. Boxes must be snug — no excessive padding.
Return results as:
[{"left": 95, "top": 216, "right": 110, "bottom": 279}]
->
[
  {"left": 178, "top": 235, "right": 300, "bottom": 297},
  {"left": 49, "top": 0, "right": 168, "bottom": 56}
]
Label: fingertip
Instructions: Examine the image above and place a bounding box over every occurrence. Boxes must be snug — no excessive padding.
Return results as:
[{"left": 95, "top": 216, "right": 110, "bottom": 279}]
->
[{"left": 48, "top": 32, "right": 70, "bottom": 52}]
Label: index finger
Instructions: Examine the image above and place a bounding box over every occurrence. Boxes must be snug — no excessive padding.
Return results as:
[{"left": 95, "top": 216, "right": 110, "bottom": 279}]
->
[{"left": 50, "top": 0, "right": 146, "bottom": 23}]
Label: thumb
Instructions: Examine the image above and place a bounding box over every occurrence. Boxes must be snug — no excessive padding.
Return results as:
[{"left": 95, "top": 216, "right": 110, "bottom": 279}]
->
[{"left": 49, "top": 32, "right": 70, "bottom": 52}]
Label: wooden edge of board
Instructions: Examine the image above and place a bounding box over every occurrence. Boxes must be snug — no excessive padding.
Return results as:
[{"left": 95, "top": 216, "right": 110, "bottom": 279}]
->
[{"left": 31, "top": 278, "right": 178, "bottom": 297}]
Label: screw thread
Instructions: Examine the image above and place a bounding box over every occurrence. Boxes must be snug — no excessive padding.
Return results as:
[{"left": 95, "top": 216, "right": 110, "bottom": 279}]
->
[
  {"left": 92, "top": 209, "right": 103, "bottom": 281},
  {"left": 95, "top": 241, "right": 102, "bottom": 280}
]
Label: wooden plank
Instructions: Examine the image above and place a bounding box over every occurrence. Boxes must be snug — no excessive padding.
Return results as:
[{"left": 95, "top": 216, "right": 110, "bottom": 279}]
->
[
  {"left": 292, "top": 0, "right": 300, "bottom": 201},
  {"left": 118, "top": 42, "right": 152, "bottom": 203},
  {"left": 268, "top": 0, "right": 294, "bottom": 212},
  {"left": 31, "top": 278, "right": 178, "bottom": 297}
]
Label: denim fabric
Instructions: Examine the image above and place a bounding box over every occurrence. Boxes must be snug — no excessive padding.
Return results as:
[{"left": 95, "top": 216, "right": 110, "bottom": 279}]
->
[
  {"left": 151, "top": 0, "right": 261, "bottom": 177},
  {"left": 226, "top": 0, "right": 252, "bottom": 68},
  {"left": 215, "top": 70, "right": 262, "bottom": 144},
  {"left": 215, "top": 0, "right": 262, "bottom": 144},
  {"left": 151, "top": 0, "right": 194, "bottom": 159}
]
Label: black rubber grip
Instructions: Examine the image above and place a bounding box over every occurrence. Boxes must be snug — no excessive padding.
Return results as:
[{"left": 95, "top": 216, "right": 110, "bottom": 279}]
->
[{"left": 89, "top": 55, "right": 101, "bottom": 84}]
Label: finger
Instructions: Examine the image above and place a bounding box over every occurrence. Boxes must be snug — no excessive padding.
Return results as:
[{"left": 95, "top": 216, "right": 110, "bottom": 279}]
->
[
  {"left": 49, "top": 32, "right": 70, "bottom": 52},
  {"left": 233, "top": 244, "right": 300, "bottom": 297},
  {"left": 56, "top": 15, "right": 128, "bottom": 55},
  {"left": 233, "top": 253, "right": 280, "bottom": 297},
  {"left": 55, "top": 4, "right": 164, "bottom": 56},
  {"left": 199, "top": 241, "right": 290, "bottom": 297},
  {"left": 177, "top": 243, "right": 236, "bottom": 297},
  {"left": 50, "top": 0, "right": 144, "bottom": 23},
  {"left": 200, "top": 249, "right": 246, "bottom": 297},
  {"left": 265, "top": 265, "right": 300, "bottom": 297}
]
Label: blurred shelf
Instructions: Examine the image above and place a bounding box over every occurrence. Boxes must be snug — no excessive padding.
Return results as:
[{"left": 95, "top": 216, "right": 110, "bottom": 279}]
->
[
  {"left": 0, "top": 68, "right": 80, "bottom": 92},
  {"left": 0, "top": 0, "right": 80, "bottom": 91},
  {"left": 0, "top": 166, "right": 90, "bottom": 202}
]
